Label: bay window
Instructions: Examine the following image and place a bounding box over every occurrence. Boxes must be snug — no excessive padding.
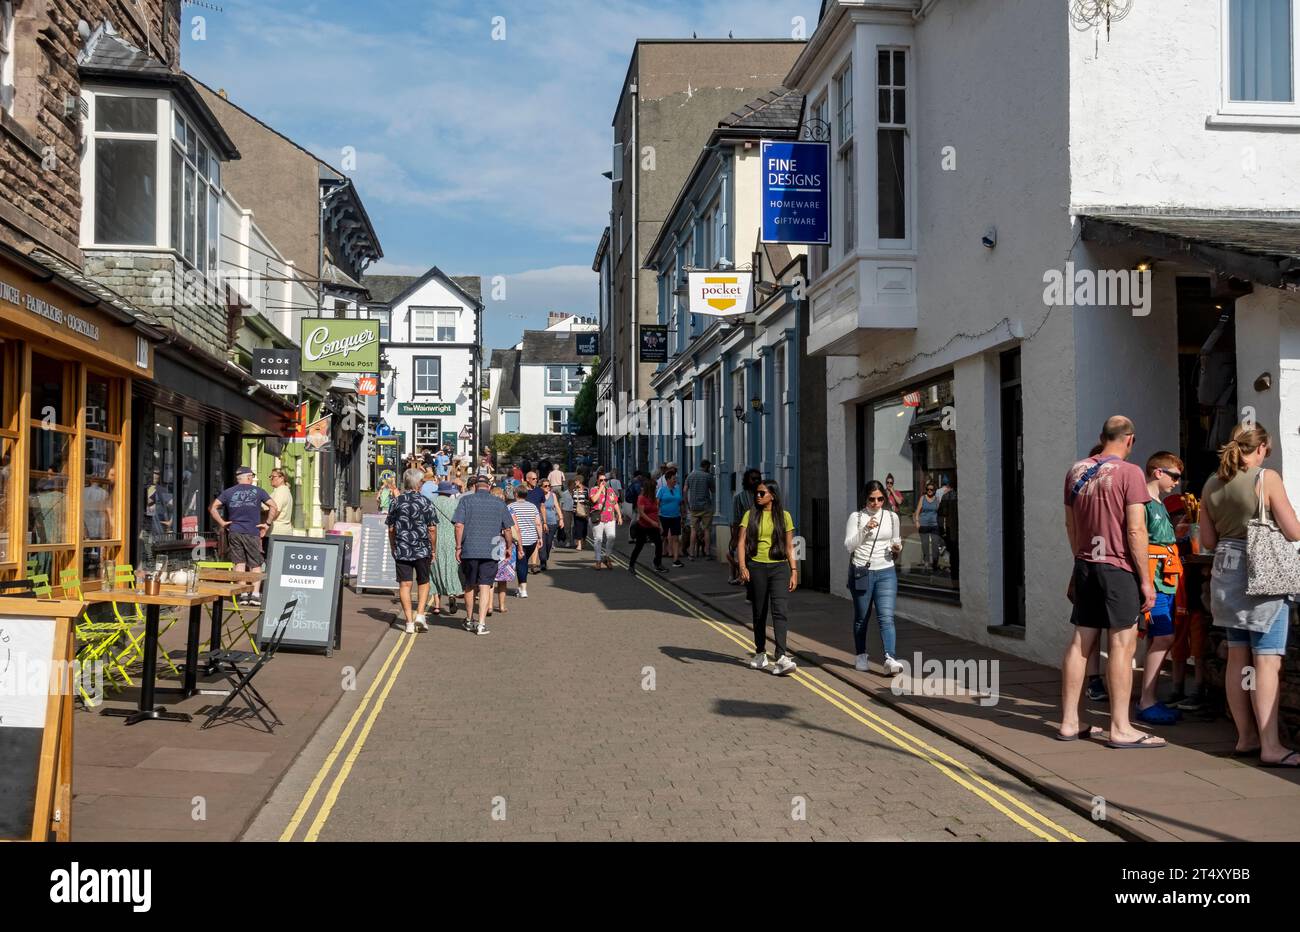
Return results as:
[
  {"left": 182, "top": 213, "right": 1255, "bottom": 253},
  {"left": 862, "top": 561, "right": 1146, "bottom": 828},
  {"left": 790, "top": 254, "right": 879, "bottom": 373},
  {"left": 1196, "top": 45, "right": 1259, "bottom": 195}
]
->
[{"left": 83, "top": 89, "right": 225, "bottom": 271}]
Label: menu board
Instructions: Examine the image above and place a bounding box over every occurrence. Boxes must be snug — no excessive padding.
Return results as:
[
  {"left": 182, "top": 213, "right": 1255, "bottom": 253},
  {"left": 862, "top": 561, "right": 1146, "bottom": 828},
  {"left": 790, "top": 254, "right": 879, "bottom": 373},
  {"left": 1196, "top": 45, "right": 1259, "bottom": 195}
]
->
[
  {"left": 258, "top": 536, "right": 346, "bottom": 654},
  {"left": 357, "top": 513, "right": 398, "bottom": 592}
]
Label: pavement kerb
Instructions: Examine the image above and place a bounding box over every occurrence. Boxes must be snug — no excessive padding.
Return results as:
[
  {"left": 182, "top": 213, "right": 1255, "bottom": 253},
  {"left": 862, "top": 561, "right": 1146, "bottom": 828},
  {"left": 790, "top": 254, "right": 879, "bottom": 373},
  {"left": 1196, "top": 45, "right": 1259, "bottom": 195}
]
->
[{"left": 620, "top": 549, "right": 1165, "bottom": 843}]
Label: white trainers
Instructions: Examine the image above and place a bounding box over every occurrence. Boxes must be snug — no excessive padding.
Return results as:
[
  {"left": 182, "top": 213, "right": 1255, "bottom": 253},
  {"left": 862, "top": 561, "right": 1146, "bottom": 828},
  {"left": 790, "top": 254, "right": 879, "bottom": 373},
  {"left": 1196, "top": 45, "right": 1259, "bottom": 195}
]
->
[
  {"left": 854, "top": 653, "right": 870, "bottom": 672},
  {"left": 475, "top": 622, "right": 490, "bottom": 636},
  {"left": 463, "top": 618, "right": 475, "bottom": 632},
  {"left": 749, "top": 651, "right": 770, "bottom": 670},
  {"left": 414, "top": 614, "right": 429, "bottom": 632},
  {"left": 883, "top": 654, "right": 905, "bottom": 675},
  {"left": 519, "top": 589, "right": 529, "bottom": 598},
  {"left": 404, "top": 621, "right": 415, "bottom": 634},
  {"left": 772, "top": 654, "right": 798, "bottom": 676}
]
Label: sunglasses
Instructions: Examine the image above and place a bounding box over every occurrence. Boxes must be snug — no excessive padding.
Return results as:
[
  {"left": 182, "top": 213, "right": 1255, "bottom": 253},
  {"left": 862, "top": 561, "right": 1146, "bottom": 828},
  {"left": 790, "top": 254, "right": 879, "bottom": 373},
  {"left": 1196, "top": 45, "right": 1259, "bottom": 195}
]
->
[
  {"left": 755, "top": 490, "right": 770, "bottom": 498},
  {"left": 1163, "top": 470, "right": 1182, "bottom": 481},
  {"left": 867, "top": 495, "right": 885, "bottom": 502}
]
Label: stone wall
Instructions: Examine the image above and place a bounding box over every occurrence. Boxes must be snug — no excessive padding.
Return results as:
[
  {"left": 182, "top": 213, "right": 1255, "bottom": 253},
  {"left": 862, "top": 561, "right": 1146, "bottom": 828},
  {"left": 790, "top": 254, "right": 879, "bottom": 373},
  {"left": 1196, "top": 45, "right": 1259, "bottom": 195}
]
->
[
  {"left": 0, "top": 0, "right": 178, "bottom": 262},
  {"left": 83, "top": 250, "right": 228, "bottom": 352},
  {"left": 493, "top": 434, "right": 598, "bottom": 476}
]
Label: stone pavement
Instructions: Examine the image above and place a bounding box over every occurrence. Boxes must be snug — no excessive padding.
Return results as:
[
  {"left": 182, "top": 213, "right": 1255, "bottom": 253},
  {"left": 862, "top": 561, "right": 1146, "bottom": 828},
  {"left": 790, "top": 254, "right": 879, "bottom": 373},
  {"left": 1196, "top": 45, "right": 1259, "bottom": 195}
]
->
[
  {"left": 72, "top": 587, "right": 400, "bottom": 841},
  {"left": 615, "top": 542, "right": 1300, "bottom": 841},
  {"left": 251, "top": 546, "right": 1110, "bottom": 842}
]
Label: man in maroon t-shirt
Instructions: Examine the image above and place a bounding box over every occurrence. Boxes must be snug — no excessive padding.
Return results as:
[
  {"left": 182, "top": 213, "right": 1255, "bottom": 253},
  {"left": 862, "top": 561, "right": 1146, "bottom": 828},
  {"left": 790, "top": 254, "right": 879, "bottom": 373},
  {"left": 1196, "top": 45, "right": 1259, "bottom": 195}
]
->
[{"left": 1058, "top": 415, "right": 1163, "bottom": 749}]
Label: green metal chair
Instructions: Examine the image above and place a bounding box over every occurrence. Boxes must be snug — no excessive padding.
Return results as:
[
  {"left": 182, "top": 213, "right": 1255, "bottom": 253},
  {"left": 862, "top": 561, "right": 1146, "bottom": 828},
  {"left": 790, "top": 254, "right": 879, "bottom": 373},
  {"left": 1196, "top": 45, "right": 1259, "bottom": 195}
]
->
[
  {"left": 60, "top": 569, "right": 130, "bottom": 706},
  {"left": 196, "top": 560, "right": 260, "bottom": 655}
]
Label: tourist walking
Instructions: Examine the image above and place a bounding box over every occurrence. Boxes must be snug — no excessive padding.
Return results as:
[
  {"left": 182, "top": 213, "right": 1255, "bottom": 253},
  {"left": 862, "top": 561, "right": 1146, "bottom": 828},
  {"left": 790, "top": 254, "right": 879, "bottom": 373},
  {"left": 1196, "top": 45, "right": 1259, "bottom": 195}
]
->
[
  {"left": 589, "top": 470, "right": 622, "bottom": 569},
  {"left": 453, "top": 473, "right": 514, "bottom": 635},
  {"left": 376, "top": 476, "right": 397, "bottom": 514},
  {"left": 1059, "top": 416, "right": 1163, "bottom": 748},
  {"left": 685, "top": 459, "right": 716, "bottom": 559},
  {"left": 845, "top": 480, "right": 904, "bottom": 674},
  {"left": 491, "top": 486, "right": 516, "bottom": 613},
  {"left": 560, "top": 482, "right": 575, "bottom": 548},
  {"left": 385, "top": 467, "right": 438, "bottom": 633},
  {"left": 509, "top": 486, "right": 544, "bottom": 598},
  {"left": 728, "top": 468, "right": 761, "bottom": 585},
  {"left": 571, "top": 476, "right": 589, "bottom": 551},
  {"left": 628, "top": 480, "right": 666, "bottom": 576},
  {"left": 738, "top": 479, "right": 798, "bottom": 676},
  {"left": 658, "top": 467, "right": 684, "bottom": 566},
  {"left": 428, "top": 480, "right": 463, "bottom": 617},
  {"left": 538, "top": 477, "right": 563, "bottom": 569},
  {"left": 913, "top": 479, "right": 942, "bottom": 572},
  {"left": 1200, "top": 422, "right": 1300, "bottom": 766}
]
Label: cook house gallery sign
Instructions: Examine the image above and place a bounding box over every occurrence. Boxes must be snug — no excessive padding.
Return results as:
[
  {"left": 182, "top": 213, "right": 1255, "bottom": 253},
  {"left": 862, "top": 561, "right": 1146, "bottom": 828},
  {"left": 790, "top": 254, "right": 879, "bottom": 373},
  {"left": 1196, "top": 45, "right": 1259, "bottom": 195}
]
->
[{"left": 300, "top": 318, "right": 380, "bottom": 373}]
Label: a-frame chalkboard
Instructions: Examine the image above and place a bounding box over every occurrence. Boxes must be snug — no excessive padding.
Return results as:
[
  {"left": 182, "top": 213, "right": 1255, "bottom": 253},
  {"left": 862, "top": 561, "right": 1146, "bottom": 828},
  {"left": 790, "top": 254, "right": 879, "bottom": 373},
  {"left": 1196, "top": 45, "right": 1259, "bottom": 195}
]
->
[
  {"left": 256, "top": 536, "right": 346, "bottom": 656},
  {"left": 0, "top": 598, "right": 80, "bottom": 842}
]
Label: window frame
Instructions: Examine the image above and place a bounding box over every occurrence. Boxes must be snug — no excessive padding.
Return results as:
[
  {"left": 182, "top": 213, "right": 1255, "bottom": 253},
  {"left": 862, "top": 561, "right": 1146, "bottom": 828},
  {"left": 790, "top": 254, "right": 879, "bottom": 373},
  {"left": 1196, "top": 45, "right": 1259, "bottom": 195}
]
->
[
  {"left": 545, "top": 406, "right": 575, "bottom": 435},
  {"left": 834, "top": 59, "right": 856, "bottom": 254},
  {"left": 876, "top": 46, "right": 910, "bottom": 246},
  {"left": 0, "top": 0, "right": 14, "bottom": 117},
  {"left": 410, "top": 307, "right": 458, "bottom": 343},
  {"left": 502, "top": 408, "right": 520, "bottom": 433},
  {"left": 545, "top": 365, "right": 580, "bottom": 395},
  {"left": 1219, "top": 0, "right": 1300, "bottom": 120},
  {"left": 413, "top": 356, "right": 441, "bottom": 396}
]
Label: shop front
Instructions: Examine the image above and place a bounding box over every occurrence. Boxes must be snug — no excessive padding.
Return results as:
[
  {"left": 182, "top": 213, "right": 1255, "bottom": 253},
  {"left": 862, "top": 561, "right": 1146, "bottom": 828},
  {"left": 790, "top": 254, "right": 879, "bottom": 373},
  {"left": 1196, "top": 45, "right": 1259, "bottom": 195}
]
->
[{"left": 0, "top": 247, "right": 161, "bottom": 586}]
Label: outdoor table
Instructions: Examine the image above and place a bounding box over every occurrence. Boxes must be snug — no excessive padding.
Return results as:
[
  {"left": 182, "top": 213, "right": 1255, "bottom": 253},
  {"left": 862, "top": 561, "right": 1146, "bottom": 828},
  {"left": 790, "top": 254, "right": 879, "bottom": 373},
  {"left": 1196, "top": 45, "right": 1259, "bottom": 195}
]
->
[
  {"left": 197, "top": 569, "right": 264, "bottom": 583},
  {"left": 84, "top": 585, "right": 223, "bottom": 725}
]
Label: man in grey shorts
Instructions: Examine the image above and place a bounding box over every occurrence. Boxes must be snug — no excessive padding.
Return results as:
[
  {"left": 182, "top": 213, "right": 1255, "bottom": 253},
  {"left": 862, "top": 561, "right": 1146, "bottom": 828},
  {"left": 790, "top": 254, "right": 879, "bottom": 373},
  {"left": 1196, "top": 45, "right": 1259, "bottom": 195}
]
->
[{"left": 209, "top": 465, "right": 280, "bottom": 605}]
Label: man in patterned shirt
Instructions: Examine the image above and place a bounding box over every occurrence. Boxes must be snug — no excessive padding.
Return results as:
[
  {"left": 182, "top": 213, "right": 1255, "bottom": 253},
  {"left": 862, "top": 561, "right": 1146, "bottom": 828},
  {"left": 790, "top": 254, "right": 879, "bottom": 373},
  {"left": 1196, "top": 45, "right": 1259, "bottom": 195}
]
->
[{"left": 387, "top": 467, "right": 439, "bottom": 634}]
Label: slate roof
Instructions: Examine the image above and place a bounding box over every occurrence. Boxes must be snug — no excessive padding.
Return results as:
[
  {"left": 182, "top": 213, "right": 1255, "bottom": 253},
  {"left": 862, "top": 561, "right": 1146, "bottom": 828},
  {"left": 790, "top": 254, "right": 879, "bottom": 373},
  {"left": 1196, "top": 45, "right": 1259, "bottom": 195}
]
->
[
  {"left": 78, "top": 24, "right": 239, "bottom": 160},
  {"left": 719, "top": 87, "right": 805, "bottom": 133},
  {"left": 451, "top": 276, "right": 482, "bottom": 304},
  {"left": 520, "top": 330, "right": 599, "bottom": 366},
  {"left": 490, "top": 348, "right": 521, "bottom": 407},
  {"left": 362, "top": 275, "right": 420, "bottom": 305}
]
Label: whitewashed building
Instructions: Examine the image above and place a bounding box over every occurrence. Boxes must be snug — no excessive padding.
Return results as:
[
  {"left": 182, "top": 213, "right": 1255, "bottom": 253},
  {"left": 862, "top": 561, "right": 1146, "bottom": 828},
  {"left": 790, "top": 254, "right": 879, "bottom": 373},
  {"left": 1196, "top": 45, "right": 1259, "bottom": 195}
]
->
[
  {"left": 361, "top": 269, "right": 484, "bottom": 462},
  {"left": 489, "top": 313, "right": 598, "bottom": 437},
  {"left": 790, "top": 0, "right": 1300, "bottom": 664}
]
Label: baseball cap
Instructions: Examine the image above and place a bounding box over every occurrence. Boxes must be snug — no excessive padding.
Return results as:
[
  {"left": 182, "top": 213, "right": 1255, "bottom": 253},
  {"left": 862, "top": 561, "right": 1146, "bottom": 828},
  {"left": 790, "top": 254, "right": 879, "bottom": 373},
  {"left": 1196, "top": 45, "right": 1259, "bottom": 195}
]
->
[
  {"left": 437, "top": 481, "right": 458, "bottom": 495},
  {"left": 474, "top": 473, "right": 492, "bottom": 487},
  {"left": 235, "top": 466, "right": 255, "bottom": 477}
]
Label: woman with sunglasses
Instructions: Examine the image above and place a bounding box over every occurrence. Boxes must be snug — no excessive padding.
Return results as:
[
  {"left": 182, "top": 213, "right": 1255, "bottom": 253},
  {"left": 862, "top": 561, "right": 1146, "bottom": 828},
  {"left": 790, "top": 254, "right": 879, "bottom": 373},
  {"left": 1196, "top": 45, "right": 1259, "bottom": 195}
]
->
[
  {"left": 884, "top": 473, "right": 904, "bottom": 513},
  {"left": 738, "top": 480, "right": 799, "bottom": 676},
  {"left": 846, "top": 480, "right": 904, "bottom": 674},
  {"left": 913, "top": 478, "right": 942, "bottom": 572}
]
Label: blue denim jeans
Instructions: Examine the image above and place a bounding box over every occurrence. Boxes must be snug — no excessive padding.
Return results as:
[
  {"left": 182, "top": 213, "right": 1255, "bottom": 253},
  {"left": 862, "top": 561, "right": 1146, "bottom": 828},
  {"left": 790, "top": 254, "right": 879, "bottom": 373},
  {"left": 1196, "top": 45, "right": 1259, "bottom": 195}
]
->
[{"left": 850, "top": 567, "right": 898, "bottom": 657}]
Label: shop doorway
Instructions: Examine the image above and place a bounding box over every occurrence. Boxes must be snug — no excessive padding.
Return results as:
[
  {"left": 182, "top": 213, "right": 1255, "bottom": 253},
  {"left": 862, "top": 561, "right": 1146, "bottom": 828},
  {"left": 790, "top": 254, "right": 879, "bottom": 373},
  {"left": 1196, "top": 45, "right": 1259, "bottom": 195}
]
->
[
  {"left": 1176, "top": 277, "right": 1238, "bottom": 497},
  {"left": 1000, "top": 348, "right": 1026, "bottom": 627}
]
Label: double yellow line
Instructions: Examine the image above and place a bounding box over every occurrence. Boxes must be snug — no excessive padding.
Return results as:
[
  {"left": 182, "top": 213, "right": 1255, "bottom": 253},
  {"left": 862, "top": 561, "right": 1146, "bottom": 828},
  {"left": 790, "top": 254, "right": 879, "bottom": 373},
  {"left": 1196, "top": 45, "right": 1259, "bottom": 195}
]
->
[
  {"left": 614, "top": 556, "right": 1085, "bottom": 843},
  {"left": 279, "top": 631, "right": 418, "bottom": 842}
]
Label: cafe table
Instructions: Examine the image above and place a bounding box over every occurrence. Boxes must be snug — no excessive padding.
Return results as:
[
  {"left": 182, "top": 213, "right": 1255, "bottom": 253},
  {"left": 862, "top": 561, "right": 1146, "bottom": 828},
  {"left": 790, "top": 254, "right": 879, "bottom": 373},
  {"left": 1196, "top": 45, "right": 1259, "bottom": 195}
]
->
[{"left": 83, "top": 584, "right": 235, "bottom": 725}]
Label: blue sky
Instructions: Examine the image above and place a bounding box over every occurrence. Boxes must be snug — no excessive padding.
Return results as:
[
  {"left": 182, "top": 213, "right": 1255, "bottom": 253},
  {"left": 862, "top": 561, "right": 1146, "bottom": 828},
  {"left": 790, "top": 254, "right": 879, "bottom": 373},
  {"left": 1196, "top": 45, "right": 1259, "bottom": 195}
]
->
[{"left": 182, "top": 0, "right": 821, "bottom": 351}]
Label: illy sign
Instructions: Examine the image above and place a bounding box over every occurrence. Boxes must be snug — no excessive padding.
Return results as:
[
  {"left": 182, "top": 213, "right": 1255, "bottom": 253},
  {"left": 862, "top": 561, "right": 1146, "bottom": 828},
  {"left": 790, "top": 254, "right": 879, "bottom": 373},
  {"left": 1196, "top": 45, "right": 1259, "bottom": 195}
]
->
[
  {"left": 300, "top": 318, "right": 380, "bottom": 373},
  {"left": 688, "top": 270, "right": 753, "bottom": 318}
]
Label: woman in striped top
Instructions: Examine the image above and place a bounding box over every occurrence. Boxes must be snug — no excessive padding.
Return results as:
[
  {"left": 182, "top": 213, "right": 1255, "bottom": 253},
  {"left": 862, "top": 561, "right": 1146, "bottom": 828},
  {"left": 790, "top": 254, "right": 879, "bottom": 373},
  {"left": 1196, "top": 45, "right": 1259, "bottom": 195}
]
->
[{"left": 508, "top": 487, "right": 544, "bottom": 598}]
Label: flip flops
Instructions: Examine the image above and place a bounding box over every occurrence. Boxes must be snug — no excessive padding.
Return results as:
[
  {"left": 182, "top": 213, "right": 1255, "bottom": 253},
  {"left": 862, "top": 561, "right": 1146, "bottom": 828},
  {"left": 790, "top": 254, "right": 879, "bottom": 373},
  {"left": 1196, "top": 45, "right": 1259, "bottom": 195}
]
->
[
  {"left": 1260, "top": 750, "right": 1300, "bottom": 769},
  {"left": 1106, "top": 734, "right": 1166, "bottom": 749},
  {"left": 1054, "top": 725, "right": 1100, "bottom": 742}
]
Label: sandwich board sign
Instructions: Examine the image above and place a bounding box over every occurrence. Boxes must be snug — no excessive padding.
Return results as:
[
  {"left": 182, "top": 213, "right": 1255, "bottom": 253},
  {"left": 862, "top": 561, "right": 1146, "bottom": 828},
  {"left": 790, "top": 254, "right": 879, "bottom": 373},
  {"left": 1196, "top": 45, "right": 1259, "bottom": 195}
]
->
[
  {"left": 357, "top": 513, "right": 398, "bottom": 592},
  {"left": 258, "top": 536, "right": 347, "bottom": 654},
  {"left": 0, "top": 598, "right": 79, "bottom": 841}
]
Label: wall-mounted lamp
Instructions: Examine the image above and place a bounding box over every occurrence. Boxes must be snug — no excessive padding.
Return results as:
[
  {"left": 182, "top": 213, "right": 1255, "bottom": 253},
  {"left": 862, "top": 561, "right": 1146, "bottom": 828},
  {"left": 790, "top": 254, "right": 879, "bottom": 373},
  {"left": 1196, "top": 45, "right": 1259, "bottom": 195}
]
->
[
  {"left": 750, "top": 395, "right": 764, "bottom": 415},
  {"left": 1136, "top": 257, "right": 1154, "bottom": 273},
  {"left": 733, "top": 403, "right": 747, "bottom": 422},
  {"left": 1255, "top": 372, "right": 1273, "bottom": 392},
  {"left": 981, "top": 226, "right": 997, "bottom": 249}
]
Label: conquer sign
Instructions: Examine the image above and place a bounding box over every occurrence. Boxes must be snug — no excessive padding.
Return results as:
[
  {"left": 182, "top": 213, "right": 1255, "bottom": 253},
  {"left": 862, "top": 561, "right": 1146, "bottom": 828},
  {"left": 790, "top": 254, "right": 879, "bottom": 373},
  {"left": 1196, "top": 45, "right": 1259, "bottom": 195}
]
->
[{"left": 300, "top": 318, "right": 380, "bottom": 372}]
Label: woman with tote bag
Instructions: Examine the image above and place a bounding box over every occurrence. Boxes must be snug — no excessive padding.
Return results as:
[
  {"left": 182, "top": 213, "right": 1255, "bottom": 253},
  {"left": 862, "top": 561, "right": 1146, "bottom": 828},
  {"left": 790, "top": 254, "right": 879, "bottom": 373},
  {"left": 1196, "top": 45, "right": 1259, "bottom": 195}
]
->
[{"left": 1200, "top": 423, "right": 1300, "bottom": 767}]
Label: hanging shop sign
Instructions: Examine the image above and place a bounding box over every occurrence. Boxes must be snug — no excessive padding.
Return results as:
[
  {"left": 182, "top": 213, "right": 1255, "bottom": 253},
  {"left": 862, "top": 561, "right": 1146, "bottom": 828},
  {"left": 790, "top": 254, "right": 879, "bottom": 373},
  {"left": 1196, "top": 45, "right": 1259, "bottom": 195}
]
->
[
  {"left": 760, "top": 140, "right": 831, "bottom": 245},
  {"left": 688, "top": 271, "right": 754, "bottom": 317},
  {"left": 300, "top": 318, "right": 380, "bottom": 372},
  {"left": 356, "top": 375, "right": 378, "bottom": 396},
  {"left": 398, "top": 402, "right": 455, "bottom": 416},
  {"left": 575, "top": 332, "right": 598, "bottom": 356},
  {"left": 639, "top": 324, "right": 668, "bottom": 363},
  {"left": 252, "top": 348, "right": 300, "bottom": 395},
  {"left": 305, "top": 415, "right": 332, "bottom": 453}
]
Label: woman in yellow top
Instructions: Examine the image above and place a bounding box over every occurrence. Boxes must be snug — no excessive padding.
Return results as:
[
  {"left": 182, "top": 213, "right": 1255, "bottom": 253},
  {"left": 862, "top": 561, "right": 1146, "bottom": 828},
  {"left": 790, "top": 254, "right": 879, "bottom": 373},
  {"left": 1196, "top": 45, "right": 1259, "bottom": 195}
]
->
[{"left": 737, "top": 479, "right": 799, "bottom": 676}]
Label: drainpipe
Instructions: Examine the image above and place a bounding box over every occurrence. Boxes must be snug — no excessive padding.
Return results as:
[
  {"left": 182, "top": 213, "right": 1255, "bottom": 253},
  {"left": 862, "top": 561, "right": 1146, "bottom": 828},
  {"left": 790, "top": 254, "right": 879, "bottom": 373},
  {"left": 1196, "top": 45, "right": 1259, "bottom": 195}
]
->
[{"left": 630, "top": 80, "right": 639, "bottom": 475}]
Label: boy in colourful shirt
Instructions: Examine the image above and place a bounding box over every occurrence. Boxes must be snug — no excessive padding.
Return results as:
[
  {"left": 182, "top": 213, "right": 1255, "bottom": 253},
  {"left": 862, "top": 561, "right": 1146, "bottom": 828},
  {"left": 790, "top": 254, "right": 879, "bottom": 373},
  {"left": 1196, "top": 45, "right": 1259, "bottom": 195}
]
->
[{"left": 1135, "top": 452, "right": 1186, "bottom": 725}]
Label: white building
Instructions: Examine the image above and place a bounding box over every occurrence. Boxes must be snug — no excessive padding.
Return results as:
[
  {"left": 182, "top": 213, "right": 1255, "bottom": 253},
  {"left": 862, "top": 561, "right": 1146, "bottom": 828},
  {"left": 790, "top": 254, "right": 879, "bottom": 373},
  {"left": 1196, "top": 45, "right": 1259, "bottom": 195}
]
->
[
  {"left": 489, "top": 313, "right": 598, "bottom": 437},
  {"left": 790, "top": 0, "right": 1300, "bottom": 665},
  {"left": 361, "top": 268, "right": 484, "bottom": 462}
]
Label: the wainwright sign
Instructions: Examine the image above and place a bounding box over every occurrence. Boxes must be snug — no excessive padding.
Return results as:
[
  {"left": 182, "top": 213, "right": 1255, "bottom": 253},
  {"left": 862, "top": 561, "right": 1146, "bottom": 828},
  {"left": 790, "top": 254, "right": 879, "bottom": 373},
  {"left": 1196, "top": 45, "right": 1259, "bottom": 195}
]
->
[
  {"left": 300, "top": 318, "right": 380, "bottom": 373},
  {"left": 688, "top": 271, "right": 753, "bottom": 318}
]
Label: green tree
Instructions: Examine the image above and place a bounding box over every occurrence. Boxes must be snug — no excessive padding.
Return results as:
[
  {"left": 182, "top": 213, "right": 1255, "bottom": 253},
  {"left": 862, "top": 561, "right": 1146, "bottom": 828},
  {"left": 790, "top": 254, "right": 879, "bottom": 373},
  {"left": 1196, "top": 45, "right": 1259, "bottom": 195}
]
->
[{"left": 572, "top": 356, "right": 599, "bottom": 435}]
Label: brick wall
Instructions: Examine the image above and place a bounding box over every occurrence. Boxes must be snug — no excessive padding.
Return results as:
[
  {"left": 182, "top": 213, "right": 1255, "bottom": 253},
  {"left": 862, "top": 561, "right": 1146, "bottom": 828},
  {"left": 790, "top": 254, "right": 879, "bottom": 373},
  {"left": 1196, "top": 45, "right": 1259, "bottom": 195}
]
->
[{"left": 0, "top": 0, "right": 178, "bottom": 262}]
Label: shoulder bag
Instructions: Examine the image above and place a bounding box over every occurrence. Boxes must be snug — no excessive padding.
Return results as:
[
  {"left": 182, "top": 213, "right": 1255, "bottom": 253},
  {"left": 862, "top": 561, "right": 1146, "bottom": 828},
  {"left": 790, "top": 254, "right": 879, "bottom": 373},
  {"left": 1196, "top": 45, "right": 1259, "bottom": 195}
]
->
[{"left": 1246, "top": 469, "right": 1300, "bottom": 596}]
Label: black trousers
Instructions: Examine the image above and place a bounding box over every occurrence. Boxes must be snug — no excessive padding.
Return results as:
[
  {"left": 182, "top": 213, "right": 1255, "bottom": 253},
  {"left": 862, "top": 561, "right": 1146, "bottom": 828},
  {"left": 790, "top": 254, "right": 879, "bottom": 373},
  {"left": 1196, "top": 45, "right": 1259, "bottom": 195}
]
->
[
  {"left": 749, "top": 562, "right": 791, "bottom": 657},
  {"left": 629, "top": 525, "right": 663, "bottom": 569}
]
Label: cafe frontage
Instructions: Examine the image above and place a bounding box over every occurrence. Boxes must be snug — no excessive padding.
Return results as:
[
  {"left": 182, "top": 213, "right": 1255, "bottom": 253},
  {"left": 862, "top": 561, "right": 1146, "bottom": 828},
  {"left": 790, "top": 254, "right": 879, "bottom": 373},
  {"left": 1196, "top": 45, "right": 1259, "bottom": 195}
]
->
[{"left": 0, "top": 245, "right": 165, "bottom": 587}]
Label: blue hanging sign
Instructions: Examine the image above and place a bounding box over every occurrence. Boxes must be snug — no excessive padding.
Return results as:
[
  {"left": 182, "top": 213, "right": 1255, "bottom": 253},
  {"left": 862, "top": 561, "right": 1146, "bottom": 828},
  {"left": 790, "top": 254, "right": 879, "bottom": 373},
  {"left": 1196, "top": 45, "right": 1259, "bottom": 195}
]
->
[{"left": 760, "top": 140, "right": 831, "bottom": 246}]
